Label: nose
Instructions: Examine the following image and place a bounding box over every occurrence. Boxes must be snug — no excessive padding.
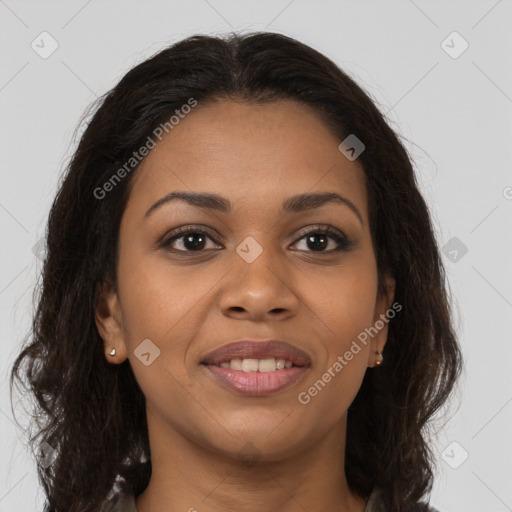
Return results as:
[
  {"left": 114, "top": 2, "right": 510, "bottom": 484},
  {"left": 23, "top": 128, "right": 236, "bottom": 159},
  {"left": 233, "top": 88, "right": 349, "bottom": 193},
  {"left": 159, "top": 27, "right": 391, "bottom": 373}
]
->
[{"left": 218, "top": 242, "right": 300, "bottom": 322}]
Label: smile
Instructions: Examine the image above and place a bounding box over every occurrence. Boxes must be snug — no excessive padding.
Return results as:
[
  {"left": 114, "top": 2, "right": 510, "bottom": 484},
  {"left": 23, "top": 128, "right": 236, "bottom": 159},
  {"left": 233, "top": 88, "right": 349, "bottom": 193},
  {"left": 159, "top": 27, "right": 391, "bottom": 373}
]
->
[
  {"left": 202, "top": 363, "right": 309, "bottom": 396},
  {"left": 217, "top": 357, "right": 294, "bottom": 372},
  {"left": 200, "top": 339, "right": 312, "bottom": 396}
]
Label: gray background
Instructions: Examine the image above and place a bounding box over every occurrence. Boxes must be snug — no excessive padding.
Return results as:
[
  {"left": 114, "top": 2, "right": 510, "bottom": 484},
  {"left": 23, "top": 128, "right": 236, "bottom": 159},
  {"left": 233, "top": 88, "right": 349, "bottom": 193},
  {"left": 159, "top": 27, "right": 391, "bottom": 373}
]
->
[{"left": 1, "top": 1, "right": 511, "bottom": 511}]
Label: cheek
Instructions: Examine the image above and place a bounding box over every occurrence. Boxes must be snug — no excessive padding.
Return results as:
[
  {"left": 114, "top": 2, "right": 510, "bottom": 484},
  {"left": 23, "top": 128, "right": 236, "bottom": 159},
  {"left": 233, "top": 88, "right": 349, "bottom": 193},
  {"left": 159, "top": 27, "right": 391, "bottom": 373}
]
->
[
  {"left": 116, "top": 250, "right": 207, "bottom": 342},
  {"left": 297, "top": 254, "right": 377, "bottom": 410},
  {"left": 307, "top": 250, "right": 378, "bottom": 347},
  {"left": 116, "top": 250, "right": 230, "bottom": 394},
  {"left": 116, "top": 259, "right": 200, "bottom": 413}
]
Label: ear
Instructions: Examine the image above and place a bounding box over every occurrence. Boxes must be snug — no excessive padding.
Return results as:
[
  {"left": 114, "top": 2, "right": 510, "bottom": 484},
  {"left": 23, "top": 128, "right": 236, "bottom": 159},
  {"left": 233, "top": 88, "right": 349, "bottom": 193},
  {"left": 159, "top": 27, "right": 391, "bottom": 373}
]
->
[
  {"left": 94, "top": 278, "right": 128, "bottom": 364},
  {"left": 367, "top": 274, "right": 396, "bottom": 368}
]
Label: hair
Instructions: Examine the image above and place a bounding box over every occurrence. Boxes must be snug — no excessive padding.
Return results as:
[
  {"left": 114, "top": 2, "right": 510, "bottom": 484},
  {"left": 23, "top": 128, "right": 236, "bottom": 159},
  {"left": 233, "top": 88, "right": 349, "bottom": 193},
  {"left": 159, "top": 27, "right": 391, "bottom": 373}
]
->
[{"left": 10, "top": 31, "right": 462, "bottom": 512}]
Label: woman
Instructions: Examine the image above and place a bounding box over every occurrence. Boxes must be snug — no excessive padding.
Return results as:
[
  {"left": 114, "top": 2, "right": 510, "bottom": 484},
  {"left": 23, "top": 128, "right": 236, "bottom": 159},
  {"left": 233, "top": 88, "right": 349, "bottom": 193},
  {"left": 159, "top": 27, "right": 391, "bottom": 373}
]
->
[{"left": 10, "top": 31, "right": 461, "bottom": 512}]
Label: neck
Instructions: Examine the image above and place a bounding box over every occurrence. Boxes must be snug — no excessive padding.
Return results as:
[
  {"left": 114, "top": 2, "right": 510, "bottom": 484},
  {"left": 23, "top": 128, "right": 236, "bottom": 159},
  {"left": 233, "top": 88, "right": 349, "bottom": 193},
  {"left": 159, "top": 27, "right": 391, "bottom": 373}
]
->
[{"left": 135, "top": 409, "right": 366, "bottom": 512}]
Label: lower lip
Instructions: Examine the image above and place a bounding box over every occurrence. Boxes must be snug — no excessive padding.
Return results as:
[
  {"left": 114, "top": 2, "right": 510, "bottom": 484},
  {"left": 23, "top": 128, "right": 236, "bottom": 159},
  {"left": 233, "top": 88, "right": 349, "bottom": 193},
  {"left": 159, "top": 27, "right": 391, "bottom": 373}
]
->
[{"left": 203, "top": 364, "right": 309, "bottom": 396}]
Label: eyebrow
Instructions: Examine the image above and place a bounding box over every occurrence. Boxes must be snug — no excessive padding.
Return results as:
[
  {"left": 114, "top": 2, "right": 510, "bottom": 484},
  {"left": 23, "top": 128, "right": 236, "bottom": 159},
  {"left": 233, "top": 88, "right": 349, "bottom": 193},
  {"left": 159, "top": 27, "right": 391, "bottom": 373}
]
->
[{"left": 144, "top": 191, "right": 363, "bottom": 226}]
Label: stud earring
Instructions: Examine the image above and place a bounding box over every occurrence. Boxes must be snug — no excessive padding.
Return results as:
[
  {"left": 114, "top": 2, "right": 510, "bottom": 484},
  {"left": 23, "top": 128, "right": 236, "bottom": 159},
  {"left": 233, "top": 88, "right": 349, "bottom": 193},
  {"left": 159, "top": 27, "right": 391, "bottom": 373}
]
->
[
  {"left": 375, "top": 350, "right": 383, "bottom": 366},
  {"left": 109, "top": 348, "right": 116, "bottom": 357}
]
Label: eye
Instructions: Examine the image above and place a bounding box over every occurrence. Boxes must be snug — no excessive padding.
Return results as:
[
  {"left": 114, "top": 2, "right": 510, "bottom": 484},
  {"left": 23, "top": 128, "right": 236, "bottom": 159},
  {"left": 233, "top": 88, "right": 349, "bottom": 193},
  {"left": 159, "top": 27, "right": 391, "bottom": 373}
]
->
[
  {"left": 291, "top": 225, "right": 354, "bottom": 253},
  {"left": 159, "top": 224, "right": 354, "bottom": 254},
  {"left": 159, "top": 226, "right": 221, "bottom": 253}
]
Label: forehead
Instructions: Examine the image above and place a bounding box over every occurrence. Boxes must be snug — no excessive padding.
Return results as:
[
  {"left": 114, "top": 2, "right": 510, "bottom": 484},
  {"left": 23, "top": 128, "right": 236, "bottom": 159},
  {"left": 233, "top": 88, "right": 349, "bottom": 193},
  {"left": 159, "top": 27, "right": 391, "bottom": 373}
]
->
[{"left": 127, "top": 98, "right": 368, "bottom": 221}]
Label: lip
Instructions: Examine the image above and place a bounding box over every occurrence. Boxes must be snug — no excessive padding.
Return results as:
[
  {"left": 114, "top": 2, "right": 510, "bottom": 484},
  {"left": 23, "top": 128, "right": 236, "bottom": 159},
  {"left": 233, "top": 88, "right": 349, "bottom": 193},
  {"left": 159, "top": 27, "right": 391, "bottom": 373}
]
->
[
  {"left": 200, "top": 339, "right": 312, "bottom": 397},
  {"left": 200, "top": 339, "right": 312, "bottom": 367},
  {"left": 203, "top": 365, "right": 309, "bottom": 396}
]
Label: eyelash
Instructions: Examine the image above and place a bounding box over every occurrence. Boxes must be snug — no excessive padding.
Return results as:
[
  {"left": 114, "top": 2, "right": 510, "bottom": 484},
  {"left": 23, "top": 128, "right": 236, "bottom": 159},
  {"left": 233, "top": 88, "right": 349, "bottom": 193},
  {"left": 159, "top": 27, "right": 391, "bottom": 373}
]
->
[{"left": 159, "top": 224, "right": 354, "bottom": 254}]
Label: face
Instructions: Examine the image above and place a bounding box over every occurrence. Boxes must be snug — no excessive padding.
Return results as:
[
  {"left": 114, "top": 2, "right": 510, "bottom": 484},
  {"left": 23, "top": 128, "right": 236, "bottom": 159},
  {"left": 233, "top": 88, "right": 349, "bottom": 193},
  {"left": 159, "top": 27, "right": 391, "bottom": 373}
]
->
[{"left": 95, "top": 98, "right": 394, "bottom": 462}]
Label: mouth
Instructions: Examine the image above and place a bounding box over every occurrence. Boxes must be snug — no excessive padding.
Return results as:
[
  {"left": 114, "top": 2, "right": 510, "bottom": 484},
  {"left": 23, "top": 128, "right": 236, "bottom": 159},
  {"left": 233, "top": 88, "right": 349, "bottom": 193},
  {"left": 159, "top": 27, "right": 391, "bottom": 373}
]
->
[{"left": 200, "top": 339, "right": 312, "bottom": 396}]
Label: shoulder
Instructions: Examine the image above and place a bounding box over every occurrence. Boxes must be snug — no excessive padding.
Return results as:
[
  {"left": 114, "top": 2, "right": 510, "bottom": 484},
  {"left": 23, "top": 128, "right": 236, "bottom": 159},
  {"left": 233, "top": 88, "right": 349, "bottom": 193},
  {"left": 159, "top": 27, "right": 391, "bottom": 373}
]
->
[{"left": 365, "top": 488, "right": 441, "bottom": 512}]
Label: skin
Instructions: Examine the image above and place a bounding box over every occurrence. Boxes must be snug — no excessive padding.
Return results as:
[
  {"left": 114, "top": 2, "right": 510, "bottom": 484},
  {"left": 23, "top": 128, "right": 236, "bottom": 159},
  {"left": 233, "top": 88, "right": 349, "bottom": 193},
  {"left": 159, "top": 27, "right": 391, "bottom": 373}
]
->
[{"left": 95, "top": 98, "right": 395, "bottom": 512}]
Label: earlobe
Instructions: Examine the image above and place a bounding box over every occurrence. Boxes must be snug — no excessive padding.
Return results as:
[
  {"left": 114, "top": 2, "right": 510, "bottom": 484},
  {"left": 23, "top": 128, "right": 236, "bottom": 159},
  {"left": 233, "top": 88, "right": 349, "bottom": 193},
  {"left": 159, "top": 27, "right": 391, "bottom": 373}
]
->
[
  {"left": 367, "top": 274, "right": 396, "bottom": 368},
  {"left": 368, "top": 348, "right": 385, "bottom": 368},
  {"left": 94, "top": 279, "right": 127, "bottom": 363}
]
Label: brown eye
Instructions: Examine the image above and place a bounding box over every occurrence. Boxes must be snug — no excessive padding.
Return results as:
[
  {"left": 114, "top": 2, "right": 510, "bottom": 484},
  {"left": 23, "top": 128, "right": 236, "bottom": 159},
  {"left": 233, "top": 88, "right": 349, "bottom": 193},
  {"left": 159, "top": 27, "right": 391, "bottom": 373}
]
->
[
  {"left": 291, "top": 226, "right": 354, "bottom": 253},
  {"left": 160, "top": 227, "right": 222, "bottom": 253}
]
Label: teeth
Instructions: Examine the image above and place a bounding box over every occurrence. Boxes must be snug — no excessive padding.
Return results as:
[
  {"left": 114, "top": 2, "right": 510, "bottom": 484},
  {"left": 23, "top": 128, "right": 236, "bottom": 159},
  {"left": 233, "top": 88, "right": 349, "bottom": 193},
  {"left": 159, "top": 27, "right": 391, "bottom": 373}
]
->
[
  {"left": 230, "top": 358, "right": 243, "bottom": 370},
  {"left": 241, "top": 359, "right": 259, "bottom": 372},
  {"left": 217, "top": 357, "right": 295, "bottom": 372},
  {"left": 258, "top": 358, "right": 276, "bottom": 372}
]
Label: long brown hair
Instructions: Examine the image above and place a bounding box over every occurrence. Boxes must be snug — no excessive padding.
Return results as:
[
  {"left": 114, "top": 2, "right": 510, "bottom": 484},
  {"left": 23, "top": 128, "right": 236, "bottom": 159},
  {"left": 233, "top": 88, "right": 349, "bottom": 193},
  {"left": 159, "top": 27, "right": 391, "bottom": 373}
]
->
[{"left": 10, "top": 31, "right": 462, "bottom": 511}]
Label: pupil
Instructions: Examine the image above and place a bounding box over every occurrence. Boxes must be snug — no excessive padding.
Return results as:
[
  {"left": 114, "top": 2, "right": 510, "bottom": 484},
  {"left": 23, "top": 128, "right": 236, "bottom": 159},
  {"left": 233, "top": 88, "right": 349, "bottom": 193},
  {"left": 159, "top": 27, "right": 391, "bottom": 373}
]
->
[
  {"left": 308, "top": 234, "right": 327, "bottom": 251},
  {"left": 185, "top": 233, "right": 205, "bottom": 251}
]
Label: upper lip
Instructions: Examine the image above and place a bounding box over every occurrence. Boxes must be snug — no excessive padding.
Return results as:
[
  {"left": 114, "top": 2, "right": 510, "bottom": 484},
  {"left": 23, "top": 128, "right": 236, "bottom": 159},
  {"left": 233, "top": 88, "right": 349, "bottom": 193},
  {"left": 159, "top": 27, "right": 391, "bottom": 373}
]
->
[{"left": 201, "top": 339, "right": 312, "bottom": 367}]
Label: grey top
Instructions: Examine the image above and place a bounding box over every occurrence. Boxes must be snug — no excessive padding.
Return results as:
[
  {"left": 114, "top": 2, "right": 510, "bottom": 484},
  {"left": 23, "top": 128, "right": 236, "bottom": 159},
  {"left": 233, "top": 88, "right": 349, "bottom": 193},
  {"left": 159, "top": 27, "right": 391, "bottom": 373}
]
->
[{"left": 109, "top": 486, "right": 439, "bottom": 511}]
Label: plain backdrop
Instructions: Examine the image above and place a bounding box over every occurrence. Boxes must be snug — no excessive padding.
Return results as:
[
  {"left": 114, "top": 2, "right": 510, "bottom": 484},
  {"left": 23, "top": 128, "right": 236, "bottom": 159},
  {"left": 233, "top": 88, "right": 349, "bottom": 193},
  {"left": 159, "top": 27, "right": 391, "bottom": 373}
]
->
[{"left": 1, "top": 1, "right": 511, "bottom": 511}]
